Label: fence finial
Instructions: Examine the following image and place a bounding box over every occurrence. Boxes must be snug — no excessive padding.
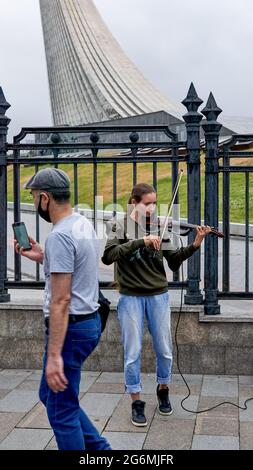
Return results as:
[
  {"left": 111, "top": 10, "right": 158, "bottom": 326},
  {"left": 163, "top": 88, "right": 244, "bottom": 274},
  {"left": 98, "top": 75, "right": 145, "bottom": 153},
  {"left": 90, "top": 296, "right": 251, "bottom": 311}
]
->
[
  {"left": 202, "top": 92, "right": 222, "bottom": 122},
  {"left": 182, "top": 82, "right": 203, "bottom": 113},
  {"left": 0, "top": 87, "right": 11, "bottom": 116}
]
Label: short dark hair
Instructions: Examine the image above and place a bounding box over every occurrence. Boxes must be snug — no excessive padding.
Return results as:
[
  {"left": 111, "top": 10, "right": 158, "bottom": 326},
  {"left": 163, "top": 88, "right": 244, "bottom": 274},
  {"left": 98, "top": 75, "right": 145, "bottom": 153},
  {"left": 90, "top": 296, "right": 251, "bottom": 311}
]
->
[{"left": 49, "top": 190, "right": 71, "bottom": 204}]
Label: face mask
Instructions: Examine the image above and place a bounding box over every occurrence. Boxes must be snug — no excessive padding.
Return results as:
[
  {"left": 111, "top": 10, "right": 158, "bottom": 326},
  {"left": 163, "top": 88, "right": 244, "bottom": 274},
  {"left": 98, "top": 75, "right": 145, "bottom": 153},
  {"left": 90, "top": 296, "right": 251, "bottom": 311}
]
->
[
  {"left": 38, "top": 195, "right": 51, "bottom": 223},
  {"left": 139, "top": 211, "right": 158, "bottom": 235}
]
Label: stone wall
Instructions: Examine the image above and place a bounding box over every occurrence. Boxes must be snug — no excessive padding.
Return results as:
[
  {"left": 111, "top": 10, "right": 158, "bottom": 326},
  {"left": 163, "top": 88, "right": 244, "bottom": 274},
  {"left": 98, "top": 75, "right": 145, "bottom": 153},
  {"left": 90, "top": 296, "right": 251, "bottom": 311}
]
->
[{"left": 0, "top": 304, "right": 253, "bottom": 375}]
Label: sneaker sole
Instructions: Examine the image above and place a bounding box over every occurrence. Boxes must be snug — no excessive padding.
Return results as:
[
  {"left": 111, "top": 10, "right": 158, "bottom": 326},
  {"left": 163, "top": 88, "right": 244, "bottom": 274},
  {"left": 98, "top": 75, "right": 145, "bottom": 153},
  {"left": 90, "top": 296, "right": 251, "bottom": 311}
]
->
[
  {"left": 157, "top": 406, "right": 173, "bottom": 416},
  {"left": 131, "top": 419, "right": 148, "bottom": 427}
]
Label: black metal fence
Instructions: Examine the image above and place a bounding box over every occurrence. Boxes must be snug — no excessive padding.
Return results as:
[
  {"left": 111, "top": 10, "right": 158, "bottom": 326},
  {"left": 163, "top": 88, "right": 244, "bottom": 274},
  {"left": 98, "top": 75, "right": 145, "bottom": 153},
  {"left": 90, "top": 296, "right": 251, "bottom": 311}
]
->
[
  {"left": 0, "top": 83, "right": 252, "bottom": 314},
  {"left": 219, "top": 134, "right": 253, "bottom": 299}
]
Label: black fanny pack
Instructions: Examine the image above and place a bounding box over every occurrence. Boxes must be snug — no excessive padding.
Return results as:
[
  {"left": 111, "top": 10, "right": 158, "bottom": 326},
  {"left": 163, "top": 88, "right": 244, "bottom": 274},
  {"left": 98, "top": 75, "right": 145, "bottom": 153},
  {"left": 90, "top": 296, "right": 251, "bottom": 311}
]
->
[
  {"left": 98, "top": 290, "right": 111, "bottom": 333},
  {"left": 44, "top": 291, "right": 111, "bottom": 333}
]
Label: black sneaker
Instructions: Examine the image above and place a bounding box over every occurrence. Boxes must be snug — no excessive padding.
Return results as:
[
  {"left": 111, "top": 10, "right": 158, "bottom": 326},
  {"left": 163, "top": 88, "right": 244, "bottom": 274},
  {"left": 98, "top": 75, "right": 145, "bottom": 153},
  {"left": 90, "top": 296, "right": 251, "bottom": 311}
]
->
[
  {"left": 156, "top": 385, "right": 173, "bottom": 415},
  {"left": 131, "top": 400, "right": 147, "bottom": 427}
]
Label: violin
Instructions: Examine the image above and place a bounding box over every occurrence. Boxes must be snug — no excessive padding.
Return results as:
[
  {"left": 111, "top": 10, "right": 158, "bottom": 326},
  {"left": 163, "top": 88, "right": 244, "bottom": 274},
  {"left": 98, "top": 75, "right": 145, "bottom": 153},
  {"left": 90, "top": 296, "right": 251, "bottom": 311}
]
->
[
  {"left": 145, "top": 218, "right": 224, "bottom": 238},
  {"left": 155, "top": 170, "right": 224, "bottom": 239},
  {"left": 166, "top": 220, "right": 224, "bottom": 238},
  {"left": 139, "top": 170, "right": 224, "bottom": 239}
]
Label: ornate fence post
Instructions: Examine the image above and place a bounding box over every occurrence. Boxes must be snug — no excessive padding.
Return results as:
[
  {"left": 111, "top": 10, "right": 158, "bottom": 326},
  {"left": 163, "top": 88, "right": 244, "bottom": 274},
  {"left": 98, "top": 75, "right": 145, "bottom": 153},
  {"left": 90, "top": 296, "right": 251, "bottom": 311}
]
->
[
  {"left": 202, "top": 93, "right": 222, "bottom": 314},
  {"left": 182, "top": 83, "right": 203, "bottom": 304},
  {"left": 0, "top": 88, "right": 11, "bottom": 302}
]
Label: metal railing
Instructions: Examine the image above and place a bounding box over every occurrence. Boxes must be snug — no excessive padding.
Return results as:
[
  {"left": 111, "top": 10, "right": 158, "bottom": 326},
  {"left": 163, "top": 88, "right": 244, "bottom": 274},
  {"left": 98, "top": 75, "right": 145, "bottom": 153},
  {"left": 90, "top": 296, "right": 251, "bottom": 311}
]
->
[
  {"left": 219, "top": 135, "right": 253, "bottom": 299},
  {"left": 1, "top": 83, "right": 251, "bottom": 313},
  {"left": 6, "top": 124, "right": 187, "bottom": 290}
]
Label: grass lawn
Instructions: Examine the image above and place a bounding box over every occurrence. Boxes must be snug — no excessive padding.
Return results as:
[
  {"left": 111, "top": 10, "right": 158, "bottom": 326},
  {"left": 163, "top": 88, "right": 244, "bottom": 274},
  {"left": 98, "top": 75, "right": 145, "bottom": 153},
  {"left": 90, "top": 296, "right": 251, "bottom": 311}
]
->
[{"left": 7, "top": 161, "right": 253, "bottom": 224}]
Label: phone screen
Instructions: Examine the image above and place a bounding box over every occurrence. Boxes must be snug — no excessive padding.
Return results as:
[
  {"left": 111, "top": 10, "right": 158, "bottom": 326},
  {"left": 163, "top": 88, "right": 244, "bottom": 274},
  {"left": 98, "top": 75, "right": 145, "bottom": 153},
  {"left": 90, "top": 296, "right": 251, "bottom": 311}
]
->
[{"left": 13, "top": 223, "right": 31, "bottom": 250}]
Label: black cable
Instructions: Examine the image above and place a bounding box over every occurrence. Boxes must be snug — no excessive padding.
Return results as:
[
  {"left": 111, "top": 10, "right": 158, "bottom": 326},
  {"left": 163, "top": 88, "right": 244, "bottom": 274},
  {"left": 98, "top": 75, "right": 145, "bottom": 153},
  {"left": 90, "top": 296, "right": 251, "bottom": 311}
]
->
[{"left": 174, "top": 234, "right": 253, "bottom": 414}]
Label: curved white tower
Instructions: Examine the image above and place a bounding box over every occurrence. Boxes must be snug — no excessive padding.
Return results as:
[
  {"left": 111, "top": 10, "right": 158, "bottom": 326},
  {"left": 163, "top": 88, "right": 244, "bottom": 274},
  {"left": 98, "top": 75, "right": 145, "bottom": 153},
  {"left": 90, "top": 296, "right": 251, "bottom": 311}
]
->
[{"left": 40, "top": 0, "right": 182, "bottom": 125}]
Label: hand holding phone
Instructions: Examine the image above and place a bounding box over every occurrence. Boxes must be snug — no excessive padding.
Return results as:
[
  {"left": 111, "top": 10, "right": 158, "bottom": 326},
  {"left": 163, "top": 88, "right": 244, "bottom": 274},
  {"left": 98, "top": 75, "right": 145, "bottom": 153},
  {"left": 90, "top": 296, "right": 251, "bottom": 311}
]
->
[
  {"left": 12, "top": 222, "right": 32, "bottom": 251},
  {"left": 13, "top": 222, "right": 44, "bottom": 264}
]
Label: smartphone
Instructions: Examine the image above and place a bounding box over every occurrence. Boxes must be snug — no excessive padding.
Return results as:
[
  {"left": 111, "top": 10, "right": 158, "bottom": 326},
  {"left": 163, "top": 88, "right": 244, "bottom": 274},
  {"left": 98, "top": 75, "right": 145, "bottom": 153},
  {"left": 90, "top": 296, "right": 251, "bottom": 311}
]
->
[{"left": 12, "top": 222, "right": 32, "bottom": 251}]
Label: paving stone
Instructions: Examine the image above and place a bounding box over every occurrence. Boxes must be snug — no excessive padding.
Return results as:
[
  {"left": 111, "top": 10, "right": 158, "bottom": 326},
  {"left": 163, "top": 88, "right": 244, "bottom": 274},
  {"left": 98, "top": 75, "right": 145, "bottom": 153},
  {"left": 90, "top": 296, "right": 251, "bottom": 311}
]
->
[
  {"left": 0, "top": 374, "right": 30, "bottom": 390},
  {"left": 90, "top": 417, "right": 109, "bottom": 434},
  {"left": 167, "top": 394, "right": 199, "bottom": 420},
  {"left": 102, "top": 431, "right": 146, "bottom": 450},
  {"left": 173, "top": 374, "right": 203, "bottom": 385},
  {"left": 201, "top": 375, "right": 238, "bottom": 397},
  {"left": 0, "top": 390, "right": 39, "bottom": 412},
  {"left": 0, "top": 390, "right": 11, "bottom": 400},
  {"left": 170, "top": 383, "right": 201, "bottom": 395},
  {"left": 26, "top": 371, "right": 43, "bottom": 381},
  {"left": 105, "top": 394, "right": 156, "bottom": 433},
  {"left": 88, "top": 382, "right": 125, "bottom": 394},
  {"left": 79, "top": 393, "right": 122, "bottom": 418},
  {"left": 192, "top": 435, "right": 239, "bottom": 450},
  {"left": 0, "top": 412, "right": 25, "bottom": 442},
  {"left": 195, "top": 416, "right": 238, "bottom": 436},
  {"left": 144, "top": 417, "right": 195, "bottom": 450},
  {"left": 96, "top": 372, "right": 125, "bottom": 384},
  {"left": 17, "top": 402, "right": 50, "bottom": 429},
  {"left": 79, "top": 372, "right": 103, "bottom": 392},
  {"left": 197, "top": 396, "right": 239, "bottom": 418},
  {"left": 16, "top": 372, "right": 99, "bottom": 393},
  {"left": 0, "top": 369, "right": 33, "bottom": 377},
  {"left": 240, "top": 422, "right": 253, "bottom": 449},
  {"left": 239, "top": 396, "right": 253, "bottom": 422},
  {"left": 239, "top": 385, "right": 253, "bottom": 397},
  {"left": 81, "top": 371, "right": 101, "bottom": 380},
  {"left": 239, "top": 376, "right": 253, "bottom": 385},
  {"left": 0, "top": 370, "right": 250, "bottom": 451},
  {"left": 17, "top": 380, "right": 40, "bottom": 391},
  {"left": 0, "top": 428, "right": 53, "bottom": 450},
  {"left": 46, "top": 436, "right": 57, "bottom": 450}
]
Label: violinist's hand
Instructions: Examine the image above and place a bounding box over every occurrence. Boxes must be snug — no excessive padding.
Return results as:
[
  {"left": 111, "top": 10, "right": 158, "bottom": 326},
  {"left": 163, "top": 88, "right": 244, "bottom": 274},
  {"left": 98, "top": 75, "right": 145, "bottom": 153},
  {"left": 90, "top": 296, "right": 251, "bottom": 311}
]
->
[
  {"left": 143, "top": 234, "right": 161, "bottom": 251},
  {"left": 193, "top": 225, "right": 211, "bottom": 248}
]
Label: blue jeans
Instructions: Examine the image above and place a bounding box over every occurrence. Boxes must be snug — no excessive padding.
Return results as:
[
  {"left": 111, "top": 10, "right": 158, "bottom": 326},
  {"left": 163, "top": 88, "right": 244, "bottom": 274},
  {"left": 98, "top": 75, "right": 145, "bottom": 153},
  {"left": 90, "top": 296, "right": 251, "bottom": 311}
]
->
[
  {"left": 39, "top": 312, "right": 111, "bottom": 450},
  {"left": 117, "top": 292, "right": 173, "bottom": 394}
]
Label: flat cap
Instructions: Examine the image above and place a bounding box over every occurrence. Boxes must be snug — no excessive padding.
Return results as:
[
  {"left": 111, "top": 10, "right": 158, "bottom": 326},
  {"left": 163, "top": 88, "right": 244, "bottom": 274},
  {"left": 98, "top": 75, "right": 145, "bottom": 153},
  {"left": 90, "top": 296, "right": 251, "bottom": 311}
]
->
[{"left": 24, "top": 168, "right": 70, "bottom": 193}]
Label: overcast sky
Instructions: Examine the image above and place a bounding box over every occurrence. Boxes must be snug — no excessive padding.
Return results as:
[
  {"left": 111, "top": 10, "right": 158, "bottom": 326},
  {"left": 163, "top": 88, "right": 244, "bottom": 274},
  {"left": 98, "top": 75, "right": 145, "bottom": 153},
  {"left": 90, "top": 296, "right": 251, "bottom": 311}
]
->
[{"left": 0, "top": 0, "right": 253, "bottom": 139}]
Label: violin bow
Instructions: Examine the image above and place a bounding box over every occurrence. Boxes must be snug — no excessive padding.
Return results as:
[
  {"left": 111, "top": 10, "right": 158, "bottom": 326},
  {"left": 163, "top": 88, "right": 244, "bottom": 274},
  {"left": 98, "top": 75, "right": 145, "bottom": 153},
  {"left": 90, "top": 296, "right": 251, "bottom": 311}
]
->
[
  {"left": 160, "top": 169, "right": 184, "bottom": 241},
  {"left": 160, "top": 168, "right": 224, "bottom": 239}
]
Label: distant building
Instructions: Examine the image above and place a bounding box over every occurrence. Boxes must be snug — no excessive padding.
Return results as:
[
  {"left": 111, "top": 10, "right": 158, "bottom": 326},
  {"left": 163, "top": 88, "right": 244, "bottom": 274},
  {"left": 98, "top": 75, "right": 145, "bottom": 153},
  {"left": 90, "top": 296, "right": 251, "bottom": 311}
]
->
[
  {"left": 39, "top": 0, "right": 183, "bottom": 126},
  {"left": 39, "top": 0, "right": 253, "bottom": 140}
]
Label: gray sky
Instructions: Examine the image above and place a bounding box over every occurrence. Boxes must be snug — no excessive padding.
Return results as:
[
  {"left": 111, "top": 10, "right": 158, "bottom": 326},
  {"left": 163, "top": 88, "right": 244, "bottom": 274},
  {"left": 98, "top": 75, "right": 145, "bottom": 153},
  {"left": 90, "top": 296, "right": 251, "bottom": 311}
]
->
[{"left": 0, "top": 0, "right": 253, "bottom": 139}]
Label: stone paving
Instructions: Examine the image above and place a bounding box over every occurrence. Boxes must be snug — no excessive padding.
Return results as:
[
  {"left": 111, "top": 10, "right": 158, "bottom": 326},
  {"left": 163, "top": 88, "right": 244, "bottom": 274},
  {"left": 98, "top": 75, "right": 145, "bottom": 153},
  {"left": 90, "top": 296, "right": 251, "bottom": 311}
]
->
[{"left": 0, "top": 369, "right": 252, "bottom": 450}]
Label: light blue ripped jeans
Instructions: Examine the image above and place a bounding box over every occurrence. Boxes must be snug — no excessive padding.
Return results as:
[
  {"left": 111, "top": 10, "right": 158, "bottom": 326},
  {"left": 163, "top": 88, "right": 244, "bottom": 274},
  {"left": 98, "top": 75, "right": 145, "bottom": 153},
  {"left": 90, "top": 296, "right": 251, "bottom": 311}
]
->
[{"left": 117, "top": 291, "right": 173, "bottom": 394}]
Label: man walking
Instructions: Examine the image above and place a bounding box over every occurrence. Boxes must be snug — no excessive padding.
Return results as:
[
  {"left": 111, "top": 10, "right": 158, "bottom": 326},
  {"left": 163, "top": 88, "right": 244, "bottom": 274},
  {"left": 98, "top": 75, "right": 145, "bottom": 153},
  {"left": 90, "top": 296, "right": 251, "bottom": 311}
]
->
[{"left": 15, "top": 168, "right": 111, "bottom": 450}]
